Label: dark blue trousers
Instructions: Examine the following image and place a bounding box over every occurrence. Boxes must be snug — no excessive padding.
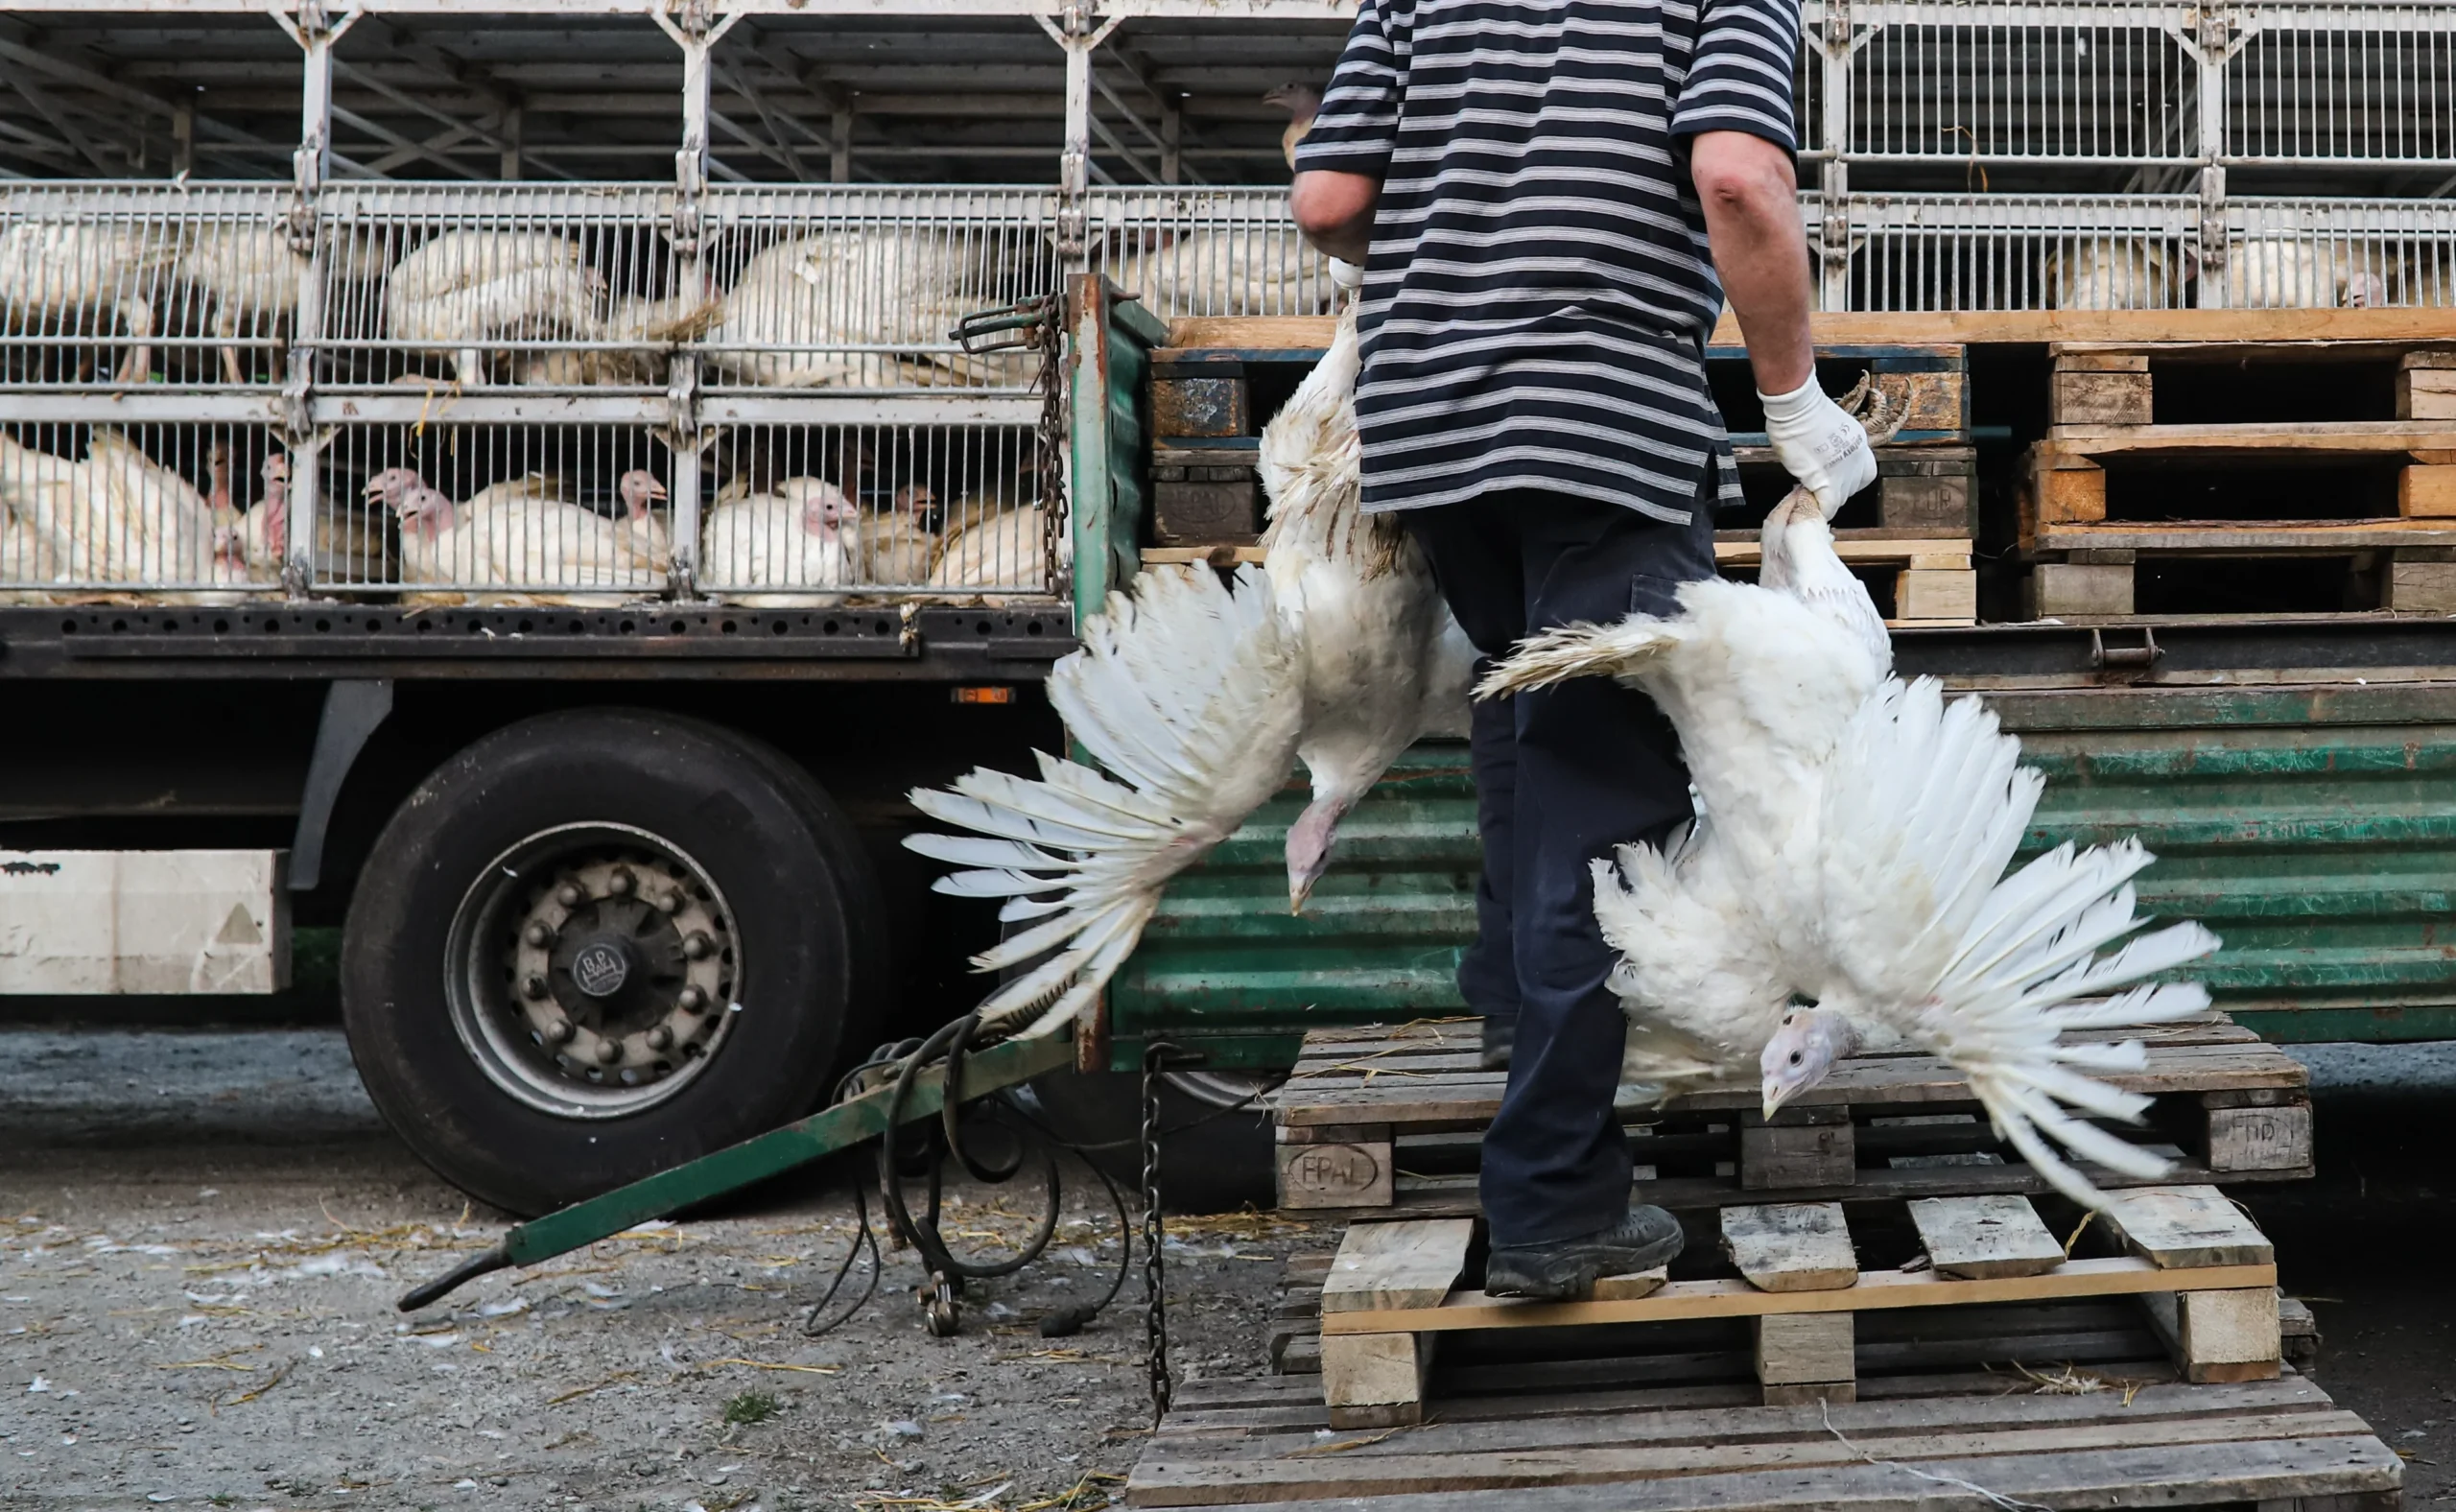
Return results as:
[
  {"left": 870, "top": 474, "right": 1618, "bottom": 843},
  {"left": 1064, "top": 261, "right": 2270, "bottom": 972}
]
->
[{"left": 1402, "top": 484, "right": 1716, "bottom": 1246}]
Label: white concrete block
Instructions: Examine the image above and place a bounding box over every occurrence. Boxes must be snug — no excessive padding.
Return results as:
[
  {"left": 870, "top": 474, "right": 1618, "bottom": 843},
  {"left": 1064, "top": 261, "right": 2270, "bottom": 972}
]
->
[{"left": 0, "top": 851, "right": 290, "bottom": 994}]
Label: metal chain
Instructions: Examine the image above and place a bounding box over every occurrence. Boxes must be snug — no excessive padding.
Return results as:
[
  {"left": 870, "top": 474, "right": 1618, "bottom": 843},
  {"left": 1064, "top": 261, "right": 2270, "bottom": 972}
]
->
[
  {"left": 1141, "top": 1040, "right": 1172, "bottom": 1426},
  {"left": 1035, "top": 295, "right": 1070, "bottom": 598}
]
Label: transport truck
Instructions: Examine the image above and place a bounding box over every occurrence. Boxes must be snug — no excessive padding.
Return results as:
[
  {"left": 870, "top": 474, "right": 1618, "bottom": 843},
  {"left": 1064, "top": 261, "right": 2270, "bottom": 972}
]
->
[{"left": 4, "top": 0, "right": 2453, "bottom": 1217}]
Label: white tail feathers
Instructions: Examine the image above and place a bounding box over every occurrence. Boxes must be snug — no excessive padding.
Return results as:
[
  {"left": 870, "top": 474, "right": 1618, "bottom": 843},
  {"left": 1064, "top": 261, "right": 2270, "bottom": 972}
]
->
[
  {"left": 1478, "top": 619, "right": 1683, "bottom": 699},
  {"left": 902, "top": 563, "right": 1305, "bottom": 1036},
  {"left": 1819, "top": 674, "right": 2224, "bottom": 1213}
]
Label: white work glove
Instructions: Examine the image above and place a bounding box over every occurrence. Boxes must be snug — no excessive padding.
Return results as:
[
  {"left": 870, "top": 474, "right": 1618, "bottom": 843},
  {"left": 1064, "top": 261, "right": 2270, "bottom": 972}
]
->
[
  {"left": 1759, "top": 375, "right": 1877, "bottom": 519},
  {"left": 1328, "top": 257, "right": 1364, "bottom": 290}
]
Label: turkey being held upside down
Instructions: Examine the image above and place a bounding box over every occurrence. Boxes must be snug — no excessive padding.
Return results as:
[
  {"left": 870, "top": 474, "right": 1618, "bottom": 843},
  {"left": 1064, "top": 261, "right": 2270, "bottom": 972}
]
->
[{"left": 1482, "top": 381, "right": 2219, "bottom": 1211}]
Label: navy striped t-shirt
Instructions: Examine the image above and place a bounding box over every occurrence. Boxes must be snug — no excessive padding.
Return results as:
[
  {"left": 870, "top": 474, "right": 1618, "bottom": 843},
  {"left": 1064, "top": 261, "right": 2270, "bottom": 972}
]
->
[{"left": 1293, "top": 0, "right": 1802, "bottom": 522}]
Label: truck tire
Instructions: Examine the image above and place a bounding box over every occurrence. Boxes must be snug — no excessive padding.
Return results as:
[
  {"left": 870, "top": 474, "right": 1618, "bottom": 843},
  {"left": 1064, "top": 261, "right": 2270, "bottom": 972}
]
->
[{"left": 342, "top": 709, "right": 886, "bottom": 1216}]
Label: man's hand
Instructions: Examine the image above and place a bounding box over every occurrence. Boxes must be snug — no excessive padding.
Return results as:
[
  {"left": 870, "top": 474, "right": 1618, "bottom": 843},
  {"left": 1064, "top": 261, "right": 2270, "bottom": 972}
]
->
[
  {"left": 1293, "top": 170, "right": 1380, "bottom": 264},
  {"left": 1759, "top": 377, "right": 1877, "bottom": 518}
]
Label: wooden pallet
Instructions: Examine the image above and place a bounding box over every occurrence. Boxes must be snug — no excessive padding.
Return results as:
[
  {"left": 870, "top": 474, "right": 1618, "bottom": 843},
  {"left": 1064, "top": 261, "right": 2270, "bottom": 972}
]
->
[
  {"left": 1713, "top": 344, "right": 1970, "bottom": 448},
  {"left": 1265, "top": 1251, "right": 2326, "bottom": 1384},
  {"left": 2048, "top": 342, "right": 2456, "bottom": 432},
  {"left": 1304, "top": 1188, "right": 2285, "bottom": 1428},
  {"left": 2020, "top": 520, "right": 2456, "bottom": 618},
  {"left": 1132, "top": 1368, "right": 2397, "bottom": 1510},
  {"left": 1267, "top": 1017, "right": 2311, "bottom": 1218}
]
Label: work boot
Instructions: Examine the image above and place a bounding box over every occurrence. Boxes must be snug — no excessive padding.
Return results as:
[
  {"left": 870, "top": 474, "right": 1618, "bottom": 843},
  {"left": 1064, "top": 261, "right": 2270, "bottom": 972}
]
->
[
  {"left": 1483, "top": 1206, "right": 1685, "bottom": 1301},
  {"left": 1478, "top": 1015, "right": 1516, "bottom": 1072}
]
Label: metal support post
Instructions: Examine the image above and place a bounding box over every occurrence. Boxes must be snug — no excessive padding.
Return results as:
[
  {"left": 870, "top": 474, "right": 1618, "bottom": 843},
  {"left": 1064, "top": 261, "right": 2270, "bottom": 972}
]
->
[
  {"left": 1039, "top": 4, "right": 1124, "bottom": 274},
  {"left": 830, "top": 105, "right": 853, "bottom": 183},
  {"left": 1816, "top": 0, "right": 1857, "bottom": 313},
  {"left": 652, "top": 0, "right": 743, "bottom": 601},
  {"left": 499, "top": 104, "right": 522, "bottom": 180},
  {"left": 172, "top": 100, "right": 194, "bottom": 177},
  {"left": 2191, "top": 8, "right": 2237, "bottom": 309},
  {"left": 278, "top": 1, "right": 357, "bottom": 601},
  {"left": 1160, "top": 99, "right": 1181, "bottom": 186}
]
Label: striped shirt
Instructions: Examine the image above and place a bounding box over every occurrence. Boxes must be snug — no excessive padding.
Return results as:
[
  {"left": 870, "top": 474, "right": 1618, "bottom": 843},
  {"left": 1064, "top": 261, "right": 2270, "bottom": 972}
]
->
[{"left": 1294, "top": 0, "right": 1802, "bottom": 521}]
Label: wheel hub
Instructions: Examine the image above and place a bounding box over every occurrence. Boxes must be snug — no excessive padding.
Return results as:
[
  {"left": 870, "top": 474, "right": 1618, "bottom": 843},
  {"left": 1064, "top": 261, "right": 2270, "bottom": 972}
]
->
[{"left": 447, "top": 827, "right": 741, "bottom": 1118}]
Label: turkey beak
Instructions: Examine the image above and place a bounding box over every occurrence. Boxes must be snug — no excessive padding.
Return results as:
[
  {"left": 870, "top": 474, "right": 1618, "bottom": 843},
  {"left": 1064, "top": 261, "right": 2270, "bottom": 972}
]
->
[{"left": 1760, "top": 1077, "right": 1791, "bottom": 1122}]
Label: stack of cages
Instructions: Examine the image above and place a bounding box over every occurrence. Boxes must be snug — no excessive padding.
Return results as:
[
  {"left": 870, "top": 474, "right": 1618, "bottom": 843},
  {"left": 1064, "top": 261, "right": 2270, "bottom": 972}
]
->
[
  {"left": 1817, "top": 0, "right": 2456, "bottom": 311},
  {"left": 0, "top": 182, "right": 301, "bottom": 605},
  {"left": 304, "top": 182, "right": 1065, "bottom": 608}
]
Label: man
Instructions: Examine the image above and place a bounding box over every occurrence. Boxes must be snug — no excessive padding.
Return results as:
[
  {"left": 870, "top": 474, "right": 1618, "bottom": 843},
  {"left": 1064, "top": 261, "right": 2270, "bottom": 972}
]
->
[{"left": 1291, "top": 0, "right": 1877, "bottom": 1300}]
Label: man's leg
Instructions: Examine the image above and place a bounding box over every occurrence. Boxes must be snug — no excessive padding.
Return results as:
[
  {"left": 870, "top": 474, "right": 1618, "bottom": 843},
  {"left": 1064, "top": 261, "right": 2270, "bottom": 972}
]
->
[
  {"left": 1397, "top": 508, "right": 1527, "bottom": 1066},
  {"left": 1463, "top": 681, "right": 1520, "bottom": 1069},
  {"left": 1473, "top": 483, "right": 1718, "bottom": 1292}
]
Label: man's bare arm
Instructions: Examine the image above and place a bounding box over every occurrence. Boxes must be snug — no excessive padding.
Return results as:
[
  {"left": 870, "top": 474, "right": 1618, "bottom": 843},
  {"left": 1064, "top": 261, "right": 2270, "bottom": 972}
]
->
[
  {"left": 1292, "top": 170, "right": 1381, "bottom": 264},
  {"left": 1691, "top": 130, "right": 1875, "bottom": 515},
  {"left": 1689, "top": 130, "right": 1812, "bottom": 395}
]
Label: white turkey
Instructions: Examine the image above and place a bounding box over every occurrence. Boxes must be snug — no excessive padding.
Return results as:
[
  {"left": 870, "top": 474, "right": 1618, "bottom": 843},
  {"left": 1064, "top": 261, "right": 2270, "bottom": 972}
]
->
[
  {"left": 1106, "top": 88, "right": 1335, "bottom": 320},
  {"left": 1755, "top": 676, "right": 2220, "bottom": 1210},
  {"left": 221, "top": 452, "right": 389, "bottom": 587},
  {"left": 925, "top": 501, "right": 1057, "bottom": 598},
  {"left": 701, "top": 476, "right": 860, "bottom": 602},
  {"left": 698, "top": 230, "right": 1025, "bottom": 390},
  {"left": 0, "top": 222, "right": 181, "bottom": 384},
  {"left": 384, "top": 231, "right": 606, "bottom": 388},
  {"left": 2228, "top": 237, "right": 2391, "bottom": 308},
  {"left": 862, "top": 484, "right": 941, "bottom": 586},
  {"left": 1486, "top": 399, "right": 2220, "bottom": 1210},
  {"left": 0, "top": 428, "right": 241, "bottom": 598},
  {"left": 181, "top": 224, "right": 391, "bottom": 386},
  {"left": 2044, "top": 237, "right": 2179, "bottom": 310},
  {"left": 901, "top": 267, "right": 1480, "bottom": 1031},
  {"left": 367, "top": 465, "right": 666, "bottom": 602},
  {"left": 908, "top": 562, "right": 1307, "bottom": 1034}
]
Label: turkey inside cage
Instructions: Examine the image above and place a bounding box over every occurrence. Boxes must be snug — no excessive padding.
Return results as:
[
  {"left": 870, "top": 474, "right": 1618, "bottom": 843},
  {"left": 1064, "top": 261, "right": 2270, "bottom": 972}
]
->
[
  {"left": 692, "top": 189, "right": 1055, "bottom": 392},
  {"left": 1845, "top": 194, "right": 2200, "bottom": 309},
  {"left": 695, "top": 420, "right": 1050, "bottom": 602},
  {"left": 1087, "top": 189, "right": 1339, "bottom": 320},
  {"left": 315, "top": 185, "right": 697, "bottom": 392},
  {"left": 317, "top": 421, "right": 675, "bottom": 602},
  {"left": 0, "top": 186, "right": 307, "bottom": 390},
  {"left": 2221, "top": 199, "right": 2456, "bottom": 307},
  {"left": 0, "top": 420, "right": 285, "bottom": 598}
]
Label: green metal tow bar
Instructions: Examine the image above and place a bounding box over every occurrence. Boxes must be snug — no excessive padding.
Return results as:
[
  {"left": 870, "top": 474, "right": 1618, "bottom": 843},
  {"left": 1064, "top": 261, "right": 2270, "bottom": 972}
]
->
[{"left": 396, "top": 1027, "right": 1077, "bottom": 1311}]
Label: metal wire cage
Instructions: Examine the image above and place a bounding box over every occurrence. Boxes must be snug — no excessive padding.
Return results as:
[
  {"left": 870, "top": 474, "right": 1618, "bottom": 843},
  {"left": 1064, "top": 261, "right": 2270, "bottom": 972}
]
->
[
  {"left": 0, "top": 184, "right": 301, "bottom": 389},
  {"left": 1086, "top": 188, "right": 1338, "bottom": 319},
  {"left": 1833, "top": 3, "right": 2203, "bottom": 176},
  {"left": 2221, "top": 197, "right": 2456, "bottom": 306},
  {"left": 691, "top": 187, "right": 1055, "bottom": 392},
  {"left": 1845, "top": 193, "right": 2201, "bottom": 309},
  {"left": 2229, "top": 3, "right": 2456, "bottom": 172},
  {"left": 315, "top": 183, "right": 688, "bottom": 391},
  {"left": 315, "top": 419, "right": 675, "bottom": 601},
  {"left": 0, "top": 420, "right": 281, "bottom": 599},
  {"left": 695, "top": 417, "right": 1049, "bottom": 602}
]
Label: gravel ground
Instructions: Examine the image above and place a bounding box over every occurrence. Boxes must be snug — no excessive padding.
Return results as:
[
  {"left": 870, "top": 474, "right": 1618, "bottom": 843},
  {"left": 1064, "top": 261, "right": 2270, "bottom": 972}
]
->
[
  {"left": 2, "top": 1029, "right": 2452, "bottom": 1511},
  {"left": 0, "top": 1029, "right": 1323, "bottom": 1512}
]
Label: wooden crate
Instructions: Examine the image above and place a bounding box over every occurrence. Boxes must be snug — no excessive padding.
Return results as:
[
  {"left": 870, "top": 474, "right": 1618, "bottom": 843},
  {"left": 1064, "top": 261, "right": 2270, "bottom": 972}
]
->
[
  {"left": 1133, "top": 1366, "right": 2398, "bottom": 1510},
  {"left": 1712, "top": 343, "right": 1971, "bottom": 447},
  {"left": 1299, "top": 1188, "right": 2286, "bottom": 1428},
  {"left": 1267, "top": 1017, "right": 2312, "bottom": 1218},
  {"left": 1730, "top": 445, "right": 1977, "bottom": 535}
]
